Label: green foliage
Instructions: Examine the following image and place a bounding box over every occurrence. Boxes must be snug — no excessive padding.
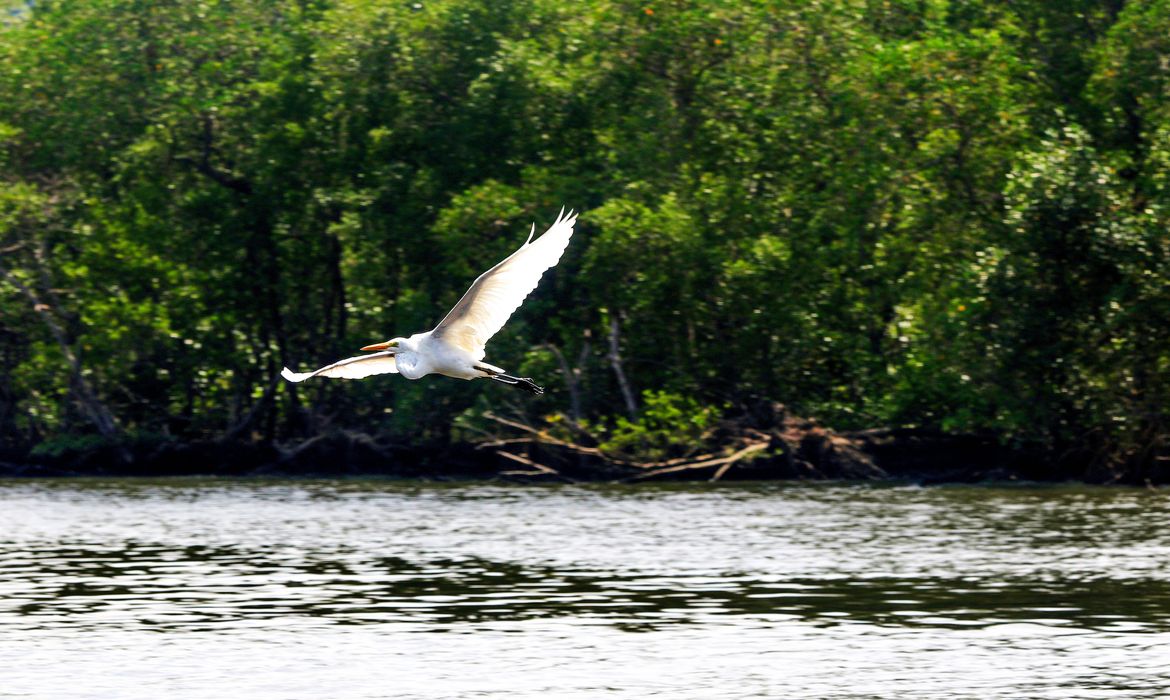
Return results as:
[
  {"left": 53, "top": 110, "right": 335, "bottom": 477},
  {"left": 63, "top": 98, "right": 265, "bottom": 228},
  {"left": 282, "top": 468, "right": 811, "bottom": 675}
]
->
[
  {"left": 28, "top": 434, "right": 114, "bottom": 459},
  {"left": 597, "top": 390, "right": 721, "bottom": 462},
  {"left": 0, "top": 0, "right": 1168, "bottom": 474},
  {"left": 28, "top": 429, "right": 173, "bottom": 458}
]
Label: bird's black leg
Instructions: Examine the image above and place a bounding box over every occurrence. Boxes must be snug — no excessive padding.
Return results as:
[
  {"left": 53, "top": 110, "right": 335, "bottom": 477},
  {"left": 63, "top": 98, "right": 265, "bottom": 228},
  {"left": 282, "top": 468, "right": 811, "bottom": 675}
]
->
[
  {"left": 479, "top": 366, "right": 544, "bottom": 396},
  {"left": 501, "top": 373, "right": 543, "bottom": 395},
  {"left": 491, "top": 373, "right": 544, "bottom": 395}
]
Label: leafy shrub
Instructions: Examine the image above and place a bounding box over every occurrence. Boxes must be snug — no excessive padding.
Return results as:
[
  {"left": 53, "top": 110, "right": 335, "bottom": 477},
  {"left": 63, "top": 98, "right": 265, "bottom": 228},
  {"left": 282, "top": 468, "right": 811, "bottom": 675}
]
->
[{"left": 597, "top": 390, "right": 721, "bottom": 462}]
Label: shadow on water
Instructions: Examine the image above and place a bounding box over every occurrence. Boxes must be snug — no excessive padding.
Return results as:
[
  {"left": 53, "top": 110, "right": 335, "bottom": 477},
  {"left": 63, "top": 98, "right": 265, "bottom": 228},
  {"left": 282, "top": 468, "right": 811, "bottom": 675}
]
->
[{"left": 5, "top": 542, "right": 1170, "bottom": 633}]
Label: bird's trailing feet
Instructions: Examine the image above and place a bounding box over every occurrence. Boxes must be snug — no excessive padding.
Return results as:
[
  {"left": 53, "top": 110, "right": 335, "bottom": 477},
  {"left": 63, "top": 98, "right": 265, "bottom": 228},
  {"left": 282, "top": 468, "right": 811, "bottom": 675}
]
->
[{"left": 487, "top": 372, "right": 544, "bottom": 395}]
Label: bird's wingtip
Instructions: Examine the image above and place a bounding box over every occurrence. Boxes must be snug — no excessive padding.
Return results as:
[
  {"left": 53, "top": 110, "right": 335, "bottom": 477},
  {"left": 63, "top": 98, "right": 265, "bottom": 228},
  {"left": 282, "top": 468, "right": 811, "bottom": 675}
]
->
[
  {"left": 554, "top": 206, "right": 577, "bottom": 228},
  {"left": 281, "top": 367, "right": 308, "bottom": 383}
]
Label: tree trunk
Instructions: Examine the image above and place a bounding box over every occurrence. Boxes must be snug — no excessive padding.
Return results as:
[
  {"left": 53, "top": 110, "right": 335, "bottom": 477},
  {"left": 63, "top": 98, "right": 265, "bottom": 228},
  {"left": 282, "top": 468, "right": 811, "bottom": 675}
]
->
[
  {"left": 607, "top": 314, "right": 638, "bottom": 419},
  {"left": 547, "top": 337, "right": 591, "bottom": 425}
]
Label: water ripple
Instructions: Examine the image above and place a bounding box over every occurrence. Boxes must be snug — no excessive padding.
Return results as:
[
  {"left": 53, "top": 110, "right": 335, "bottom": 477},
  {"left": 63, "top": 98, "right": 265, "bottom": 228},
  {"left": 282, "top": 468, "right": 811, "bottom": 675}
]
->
[{"left": 2, "top": 479, "right": 1169, "bottom": 698}]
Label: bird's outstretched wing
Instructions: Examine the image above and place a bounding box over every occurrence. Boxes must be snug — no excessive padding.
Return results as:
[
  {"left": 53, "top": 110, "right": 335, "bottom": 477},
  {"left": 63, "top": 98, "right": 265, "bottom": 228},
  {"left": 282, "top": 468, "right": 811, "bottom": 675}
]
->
[
  {"left": 431, "top": 208, "right": 577, "bottom": 359},
  {"left": 281, "top": 351, "right": 397, "bottom": 382}
]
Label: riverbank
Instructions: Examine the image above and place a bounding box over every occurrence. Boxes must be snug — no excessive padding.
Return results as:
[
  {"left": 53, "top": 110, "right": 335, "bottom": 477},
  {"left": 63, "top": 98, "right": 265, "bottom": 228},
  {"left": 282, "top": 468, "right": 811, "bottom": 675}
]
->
[{"left": 2, "top": 404, "right": 1162, "bottom": 484}]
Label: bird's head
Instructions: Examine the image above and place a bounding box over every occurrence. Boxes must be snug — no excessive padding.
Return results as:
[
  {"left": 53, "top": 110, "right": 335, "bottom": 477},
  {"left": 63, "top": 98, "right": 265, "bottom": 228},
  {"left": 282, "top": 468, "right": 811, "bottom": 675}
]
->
[{"left": 360, "top": 337, "right": 404, "bottom": 352}]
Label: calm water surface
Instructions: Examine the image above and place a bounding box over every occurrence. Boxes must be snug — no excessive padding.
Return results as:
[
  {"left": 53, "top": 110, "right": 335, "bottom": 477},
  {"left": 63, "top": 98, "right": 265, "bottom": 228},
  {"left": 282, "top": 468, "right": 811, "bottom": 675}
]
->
[{"left": 1, "top": 479, "right": 1168, "bottom": 699}]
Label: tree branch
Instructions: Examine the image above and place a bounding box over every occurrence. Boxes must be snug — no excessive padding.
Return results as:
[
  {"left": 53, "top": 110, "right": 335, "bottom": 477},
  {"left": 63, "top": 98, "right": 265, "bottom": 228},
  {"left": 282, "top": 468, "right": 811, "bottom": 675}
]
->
[
  {"left": 173, "top": 114, "right": 253, "bottom": 195},
  {"left": 0, "top": 261, "right": 120, "bottom": 438}
]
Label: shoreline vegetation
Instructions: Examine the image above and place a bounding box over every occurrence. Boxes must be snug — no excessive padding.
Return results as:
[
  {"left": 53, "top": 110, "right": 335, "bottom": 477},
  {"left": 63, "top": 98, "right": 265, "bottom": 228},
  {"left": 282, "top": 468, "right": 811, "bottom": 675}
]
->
[
  {"left": 3, "top": 1, "right": 1169, "bottom": 483},
  {"left": 3, "top": 403, "right": 1163, "bottom": 485}
]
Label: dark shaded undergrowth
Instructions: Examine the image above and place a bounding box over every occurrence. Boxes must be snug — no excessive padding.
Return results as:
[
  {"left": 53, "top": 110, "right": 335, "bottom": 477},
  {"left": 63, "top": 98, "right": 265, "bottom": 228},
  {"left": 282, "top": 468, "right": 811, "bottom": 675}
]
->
[{"left": 5, "top": 404, "right": 1163, "bottom": 486}]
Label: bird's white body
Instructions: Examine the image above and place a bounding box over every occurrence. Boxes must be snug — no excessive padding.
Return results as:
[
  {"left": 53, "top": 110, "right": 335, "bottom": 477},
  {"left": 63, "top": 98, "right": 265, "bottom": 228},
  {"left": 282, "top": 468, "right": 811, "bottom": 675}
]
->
[
  {"left": 281, "top": 208, "right": 576, "bottom": 392},
  {"left": 391, "top": 332, "right": 504, "bottom": 381}
]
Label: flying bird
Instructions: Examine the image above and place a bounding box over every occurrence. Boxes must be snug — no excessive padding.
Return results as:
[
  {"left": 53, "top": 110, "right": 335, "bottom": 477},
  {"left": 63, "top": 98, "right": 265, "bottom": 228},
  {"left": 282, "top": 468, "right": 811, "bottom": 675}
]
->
[{"left": 281, "top": 208, "right": 577, "bottom": 395}]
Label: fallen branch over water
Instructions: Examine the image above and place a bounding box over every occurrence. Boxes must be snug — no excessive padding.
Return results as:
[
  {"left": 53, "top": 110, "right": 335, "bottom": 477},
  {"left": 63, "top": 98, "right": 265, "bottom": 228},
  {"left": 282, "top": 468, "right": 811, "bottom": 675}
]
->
[
  {"left": 475, "top": 403, "right": 887, "bottom": 482},
  {"left": 630, "top": 441, "right": 770, "bottom": 482},
  {"left": 482, "top": 410, "right": 772, "bottom": 481},
  {"left": 481, "top": 412, "right": 622, "bottom": 462},
  {"left": 496, "top": 450, "right": 578, "bottom": 483}
]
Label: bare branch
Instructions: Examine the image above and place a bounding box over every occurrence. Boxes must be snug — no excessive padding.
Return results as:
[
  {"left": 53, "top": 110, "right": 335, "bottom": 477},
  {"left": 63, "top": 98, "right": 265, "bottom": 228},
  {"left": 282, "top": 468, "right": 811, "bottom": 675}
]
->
[
  {"left": 496, "top": 450, "right": 577, "bottom": 483},
  {"left": 630, "top": 442, "right": 769, "bottom": 482},
  {"left": 607, "top": 314, "right": 638, "bottom": 419}
]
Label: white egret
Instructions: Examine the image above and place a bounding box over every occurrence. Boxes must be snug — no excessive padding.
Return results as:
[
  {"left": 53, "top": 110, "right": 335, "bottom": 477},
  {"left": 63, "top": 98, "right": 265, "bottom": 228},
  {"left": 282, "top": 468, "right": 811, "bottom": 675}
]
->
[{"left": 280, "top": 208, "right": 577, "bottom": 395}]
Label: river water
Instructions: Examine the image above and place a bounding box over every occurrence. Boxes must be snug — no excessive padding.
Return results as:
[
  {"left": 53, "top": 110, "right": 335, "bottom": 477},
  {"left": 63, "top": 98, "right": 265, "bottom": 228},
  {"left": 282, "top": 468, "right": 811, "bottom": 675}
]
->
[{"left": 1, "top": 479, "right": 1168, "bottom": 699}]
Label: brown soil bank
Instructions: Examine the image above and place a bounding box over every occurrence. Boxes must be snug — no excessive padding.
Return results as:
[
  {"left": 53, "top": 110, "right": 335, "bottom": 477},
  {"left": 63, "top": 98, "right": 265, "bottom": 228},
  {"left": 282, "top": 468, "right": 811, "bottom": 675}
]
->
[{"left": 2, "top": 403, "right": 1165, "bottom": 484}]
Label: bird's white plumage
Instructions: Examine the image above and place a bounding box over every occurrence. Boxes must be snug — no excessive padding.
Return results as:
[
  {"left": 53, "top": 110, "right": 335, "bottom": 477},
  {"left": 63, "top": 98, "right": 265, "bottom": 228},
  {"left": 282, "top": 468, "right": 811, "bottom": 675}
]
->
[
  {"left": 280, "top": 351, "right": 397, "bottom": 382},
  {"left": 432, "top": 208, "right": 577, "bottom": 359},
  {"left": 280, "top": 208, "right": 576, "bottom": 385}
]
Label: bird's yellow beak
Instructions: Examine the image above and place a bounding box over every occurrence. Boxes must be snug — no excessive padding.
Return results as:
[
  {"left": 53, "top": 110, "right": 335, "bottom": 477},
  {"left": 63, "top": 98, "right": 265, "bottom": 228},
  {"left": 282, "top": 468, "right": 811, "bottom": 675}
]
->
[{"left": 360, "top": 340, "right": 398, "bottom": 351}]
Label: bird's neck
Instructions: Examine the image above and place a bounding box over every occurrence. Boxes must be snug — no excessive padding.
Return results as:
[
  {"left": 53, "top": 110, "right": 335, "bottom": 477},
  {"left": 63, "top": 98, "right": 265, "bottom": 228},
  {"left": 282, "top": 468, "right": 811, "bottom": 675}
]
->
[{"left": 395, "top": 349, "right": 426, "bottom": 379}]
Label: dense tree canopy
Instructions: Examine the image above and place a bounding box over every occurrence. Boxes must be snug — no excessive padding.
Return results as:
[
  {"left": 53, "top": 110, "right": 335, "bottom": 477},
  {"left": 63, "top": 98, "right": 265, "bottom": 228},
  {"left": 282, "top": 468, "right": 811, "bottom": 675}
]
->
[{"left": 1, "top": 0, "right": 1167, "bottom": 478}]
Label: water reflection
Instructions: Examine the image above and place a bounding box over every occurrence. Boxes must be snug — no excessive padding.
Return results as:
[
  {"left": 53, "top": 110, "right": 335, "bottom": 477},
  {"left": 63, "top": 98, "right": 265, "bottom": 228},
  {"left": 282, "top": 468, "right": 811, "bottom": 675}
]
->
[
  {"left": 3, "top": 482, "right": 1169, "bottom": 634},
  {"left": 7, "top": 544, "right": 1170, "bottom": 632}
]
